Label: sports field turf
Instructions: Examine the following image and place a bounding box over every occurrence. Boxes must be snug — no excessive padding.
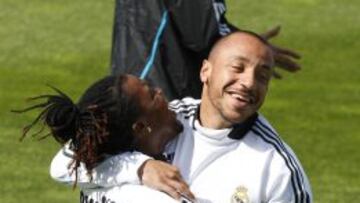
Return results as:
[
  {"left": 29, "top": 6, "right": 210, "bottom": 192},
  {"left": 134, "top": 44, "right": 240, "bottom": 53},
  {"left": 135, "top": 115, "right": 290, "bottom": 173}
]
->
[{"left": 0, "top": 0, "right": 359, "bottom": 202}]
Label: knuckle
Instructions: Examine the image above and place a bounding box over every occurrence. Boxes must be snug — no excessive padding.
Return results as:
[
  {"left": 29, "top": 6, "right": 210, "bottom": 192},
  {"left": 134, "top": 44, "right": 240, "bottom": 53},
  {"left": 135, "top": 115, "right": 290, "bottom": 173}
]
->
[
  {"left": 178, "top": 185, "right": 187, "bottom": 192},
  {"left": 170, "top": 173, "right": 180, "bottom": 179},
  {"left": 166, "top": 171, "right": 176, "bottom": 179}
]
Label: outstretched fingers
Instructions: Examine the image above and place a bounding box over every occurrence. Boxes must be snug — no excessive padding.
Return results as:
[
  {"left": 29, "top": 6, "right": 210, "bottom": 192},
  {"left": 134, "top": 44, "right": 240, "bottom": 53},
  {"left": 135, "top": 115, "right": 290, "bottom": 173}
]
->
[
  {"left": 274, "top": 53, "right": 301, "bottom": 72},
  {"left": 261, "top": 25, "right": 281, "bottom": 40},
  {"left": 273, "top": 45, "right": 301, "bottom": 60}
]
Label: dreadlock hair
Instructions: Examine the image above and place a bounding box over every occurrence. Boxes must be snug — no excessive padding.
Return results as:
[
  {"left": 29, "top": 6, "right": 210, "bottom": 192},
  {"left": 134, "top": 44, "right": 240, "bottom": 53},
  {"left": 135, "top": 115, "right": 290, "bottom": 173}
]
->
[{"left": 13, "top": 75, "right": 142, "bottom": 187}]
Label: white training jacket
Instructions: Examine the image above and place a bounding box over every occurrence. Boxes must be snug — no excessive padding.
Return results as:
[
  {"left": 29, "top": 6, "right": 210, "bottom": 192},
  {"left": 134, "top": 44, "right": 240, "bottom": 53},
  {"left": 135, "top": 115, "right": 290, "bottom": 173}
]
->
[{"left": 50, "top": 98, "right": 312, "bottom": 203}]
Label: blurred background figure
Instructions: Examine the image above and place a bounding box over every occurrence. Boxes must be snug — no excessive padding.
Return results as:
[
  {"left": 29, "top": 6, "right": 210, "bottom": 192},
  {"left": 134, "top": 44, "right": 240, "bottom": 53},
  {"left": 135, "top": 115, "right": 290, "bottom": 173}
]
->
[{"left": 110, "top": 0, "right": 301, "bottom": 100}]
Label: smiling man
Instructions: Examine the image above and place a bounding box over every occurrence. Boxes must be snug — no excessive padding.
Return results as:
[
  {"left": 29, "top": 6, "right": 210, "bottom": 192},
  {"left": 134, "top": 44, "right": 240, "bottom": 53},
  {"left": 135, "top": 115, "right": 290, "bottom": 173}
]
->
[
  {"left": 51, "top": 31, "right": 312, "bottom": 203},
  {"left": 199, "top": 31, "right": 273, "bottom": 128},
  {"left": 157, "top": 31, "right": 313, "bottom": 202}
]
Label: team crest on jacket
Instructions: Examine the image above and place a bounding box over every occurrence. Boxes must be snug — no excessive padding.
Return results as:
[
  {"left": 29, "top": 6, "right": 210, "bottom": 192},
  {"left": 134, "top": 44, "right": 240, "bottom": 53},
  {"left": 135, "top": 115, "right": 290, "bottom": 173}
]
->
[{"left": 231, "top": 186, "right": 249, "bottom": 203}]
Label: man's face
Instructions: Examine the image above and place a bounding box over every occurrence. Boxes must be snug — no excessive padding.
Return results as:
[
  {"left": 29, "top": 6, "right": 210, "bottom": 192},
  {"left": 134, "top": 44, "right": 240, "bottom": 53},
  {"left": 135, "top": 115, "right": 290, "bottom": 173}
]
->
[
  {"left": 201, "top": 34, "right": 274, "bottom": 127},
  {"left": 122, "top": 75, "right": 183, "bottom": 156}
]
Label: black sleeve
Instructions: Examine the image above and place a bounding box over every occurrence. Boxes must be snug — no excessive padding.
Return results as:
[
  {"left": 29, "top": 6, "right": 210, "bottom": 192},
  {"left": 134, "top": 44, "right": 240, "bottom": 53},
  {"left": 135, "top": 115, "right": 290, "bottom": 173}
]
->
[
  {"left": 227, "top": 21, "right": 241, "bottom": 32},
  {"left": 167, "top": 0, "right": 220, "bottom": 52}
]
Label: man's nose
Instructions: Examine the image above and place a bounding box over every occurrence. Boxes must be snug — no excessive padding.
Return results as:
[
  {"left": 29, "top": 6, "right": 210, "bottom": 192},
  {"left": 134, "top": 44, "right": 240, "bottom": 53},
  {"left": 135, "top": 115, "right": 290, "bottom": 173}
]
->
[
  {"left": 155, "top": 87, "right": 163, "bottom": 95},
  {"left": 240, "top": 69, "right": 256, "bottom": 89}
]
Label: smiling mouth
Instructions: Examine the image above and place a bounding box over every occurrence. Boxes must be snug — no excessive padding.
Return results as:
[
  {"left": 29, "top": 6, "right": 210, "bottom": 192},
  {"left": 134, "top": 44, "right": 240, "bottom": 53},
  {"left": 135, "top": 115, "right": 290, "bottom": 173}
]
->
[{"left": 227, "top": 90, "right": 255, "bottom": 104}]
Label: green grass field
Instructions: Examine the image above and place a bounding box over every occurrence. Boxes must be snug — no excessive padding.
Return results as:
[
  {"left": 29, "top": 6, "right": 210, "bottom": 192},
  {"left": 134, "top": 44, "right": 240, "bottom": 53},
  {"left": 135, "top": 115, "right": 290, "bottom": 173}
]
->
[{"left": 1, "top": 0, "right": 359, "bottom": 202}]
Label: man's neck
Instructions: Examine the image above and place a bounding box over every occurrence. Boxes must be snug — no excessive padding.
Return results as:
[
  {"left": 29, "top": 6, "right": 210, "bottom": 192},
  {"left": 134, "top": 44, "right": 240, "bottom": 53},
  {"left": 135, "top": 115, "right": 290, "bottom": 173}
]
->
[{"left": 199, "top": 102, "right": 232, "bottom": 129}]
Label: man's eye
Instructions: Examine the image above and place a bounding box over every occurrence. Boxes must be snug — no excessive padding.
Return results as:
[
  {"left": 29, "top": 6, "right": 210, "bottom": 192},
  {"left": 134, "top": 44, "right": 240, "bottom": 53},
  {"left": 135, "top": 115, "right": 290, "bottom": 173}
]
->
[
  {"left": 149, "top": 88, "right": 156, "bottom": 99},
  {"left": 231, "top": 64, "right": 245, "bottom": 72}
]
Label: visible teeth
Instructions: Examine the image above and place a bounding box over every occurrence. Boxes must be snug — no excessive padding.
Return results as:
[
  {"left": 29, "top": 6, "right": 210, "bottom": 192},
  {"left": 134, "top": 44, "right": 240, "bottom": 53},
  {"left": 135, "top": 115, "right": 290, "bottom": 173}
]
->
[
  {"left": 232, "top": 94, "right": 241, "bottom": 99},
  {"left": 230, "top": 93, "right": 247, "bottom": 102}
]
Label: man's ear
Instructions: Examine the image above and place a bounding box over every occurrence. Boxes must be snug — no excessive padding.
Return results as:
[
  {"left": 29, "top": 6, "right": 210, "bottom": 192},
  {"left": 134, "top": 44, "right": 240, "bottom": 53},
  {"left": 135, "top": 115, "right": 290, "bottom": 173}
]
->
[
  {"left": 200, "top": 59, "right": 212, "bottom": 83},
  {"left": 132, "top": 121, "right": 146, "bottom": 136}
]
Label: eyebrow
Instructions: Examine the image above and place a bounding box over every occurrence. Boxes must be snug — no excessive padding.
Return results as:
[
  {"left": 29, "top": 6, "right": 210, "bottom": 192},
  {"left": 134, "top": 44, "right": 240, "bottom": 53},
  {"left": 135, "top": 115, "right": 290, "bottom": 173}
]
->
[
  {"left": 232, "top": 55, "right": 272, "bottom": 70},
  {"left": 141, "top": 80, "right": 156, "bottom": 91},
  {"left": 232, "top": 56, "right": 250, "bottom": 63}
]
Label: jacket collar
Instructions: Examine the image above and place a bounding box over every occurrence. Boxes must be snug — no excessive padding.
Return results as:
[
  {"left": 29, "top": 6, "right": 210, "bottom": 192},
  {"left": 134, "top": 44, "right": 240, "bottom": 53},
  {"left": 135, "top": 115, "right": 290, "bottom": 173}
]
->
[{"left": 193, "top": 104, "right": 258, "bottom": 140}]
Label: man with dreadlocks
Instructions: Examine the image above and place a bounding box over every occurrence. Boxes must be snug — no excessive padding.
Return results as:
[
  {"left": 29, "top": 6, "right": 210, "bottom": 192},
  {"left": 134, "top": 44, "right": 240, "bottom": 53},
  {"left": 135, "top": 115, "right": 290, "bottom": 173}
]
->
[{"left": 15, "top": 74, "right": 194, "bottom": 202}]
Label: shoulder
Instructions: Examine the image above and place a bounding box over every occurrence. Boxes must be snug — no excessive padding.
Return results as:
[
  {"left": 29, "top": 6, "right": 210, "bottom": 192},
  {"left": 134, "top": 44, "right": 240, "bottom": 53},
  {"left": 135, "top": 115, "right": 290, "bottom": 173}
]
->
[
  {"left": 169, "top": 97, "right": 200, "bottom": 117},
  {"left": 247, "top": 114, "right": 313, "bottom": 202},
  {"left": 247, "top": 114, "right": 288, "bottom": 153}
]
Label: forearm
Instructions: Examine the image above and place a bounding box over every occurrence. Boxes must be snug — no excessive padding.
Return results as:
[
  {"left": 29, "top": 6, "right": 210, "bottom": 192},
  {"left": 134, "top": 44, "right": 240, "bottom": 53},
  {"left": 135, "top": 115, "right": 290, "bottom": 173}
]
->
[{"left": 49, "top": 144, "right": 152, "bottom": 188}]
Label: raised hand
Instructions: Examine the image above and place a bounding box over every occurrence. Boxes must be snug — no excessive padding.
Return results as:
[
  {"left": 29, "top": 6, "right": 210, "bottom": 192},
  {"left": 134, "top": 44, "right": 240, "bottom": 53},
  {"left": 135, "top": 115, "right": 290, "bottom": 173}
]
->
[{"left": 261, "top": 26, "right": 301, "bottom": 78}]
